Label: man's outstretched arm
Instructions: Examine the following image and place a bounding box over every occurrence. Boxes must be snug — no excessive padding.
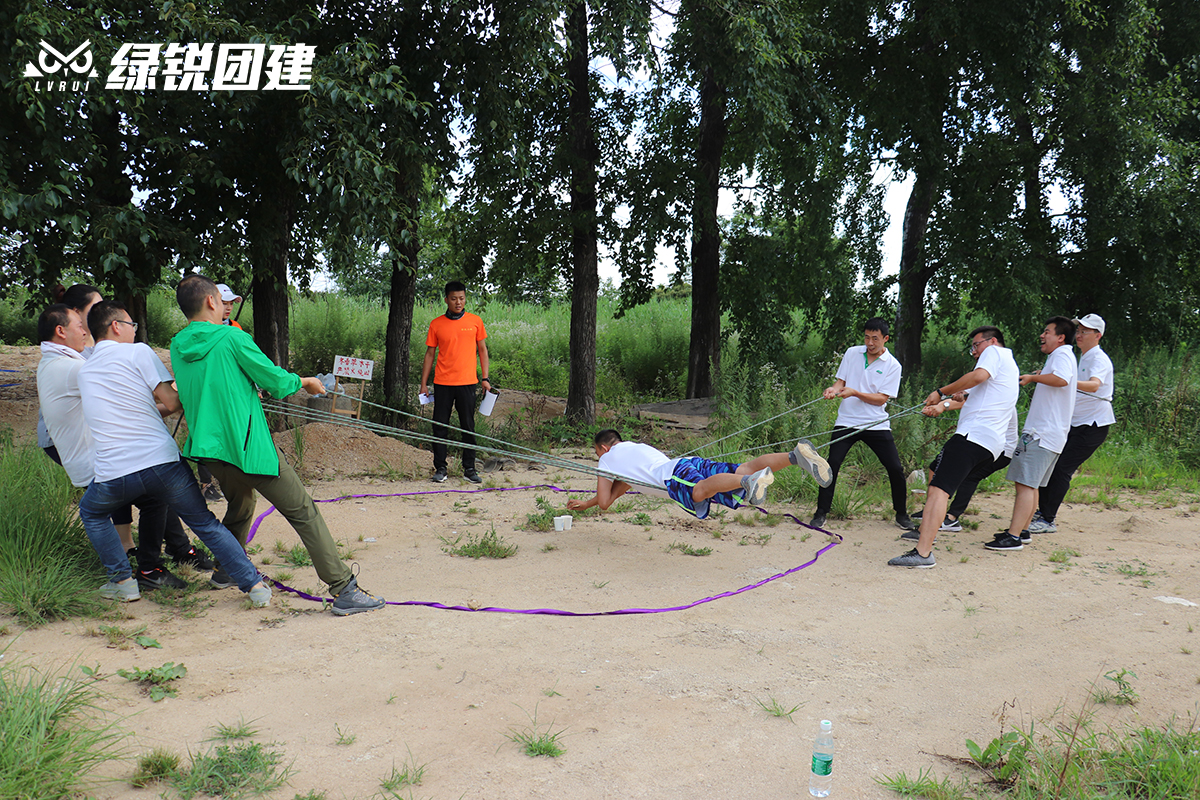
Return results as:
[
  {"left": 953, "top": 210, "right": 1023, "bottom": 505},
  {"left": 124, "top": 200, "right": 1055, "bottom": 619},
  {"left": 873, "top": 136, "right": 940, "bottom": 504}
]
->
[{"left": 567, "top": 476, "right": 630, "bottom": 511}]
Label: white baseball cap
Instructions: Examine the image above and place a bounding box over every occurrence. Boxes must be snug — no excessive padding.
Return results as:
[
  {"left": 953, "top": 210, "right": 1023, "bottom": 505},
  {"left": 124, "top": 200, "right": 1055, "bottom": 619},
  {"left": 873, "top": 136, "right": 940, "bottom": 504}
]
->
[
  {"left": 1072, "top": 313, "right": 1105, "bottom": 335},
  {"left": 216, "top": 283, "right": 242, "bottom": 303}
]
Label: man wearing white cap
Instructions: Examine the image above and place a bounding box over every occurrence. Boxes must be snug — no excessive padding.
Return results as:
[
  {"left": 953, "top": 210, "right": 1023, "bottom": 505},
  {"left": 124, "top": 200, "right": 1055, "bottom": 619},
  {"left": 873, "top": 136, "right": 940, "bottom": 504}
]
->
[
  {"left": 216, "top": 284, "right": 243, "bottom": 330},
  {"left": 1028, "top": 313, "right": 1115, "bottom": 533}
]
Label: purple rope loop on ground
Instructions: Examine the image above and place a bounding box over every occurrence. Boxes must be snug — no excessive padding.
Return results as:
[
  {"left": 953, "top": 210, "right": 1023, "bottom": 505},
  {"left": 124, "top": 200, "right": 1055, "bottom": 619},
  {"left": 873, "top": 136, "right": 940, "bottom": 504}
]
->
[{"left": 249, "top": 484, "right": 842, "bottom": 616}]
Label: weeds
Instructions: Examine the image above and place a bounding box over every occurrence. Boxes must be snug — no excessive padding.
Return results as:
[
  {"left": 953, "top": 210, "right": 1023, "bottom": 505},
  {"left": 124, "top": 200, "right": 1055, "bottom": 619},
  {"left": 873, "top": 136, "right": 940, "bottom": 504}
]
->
[
  {"left": 132, "top": 747, "right": 181, "bottom": 788},
  {"left": 755, "top": 696, "right": 802, "bottom": 722},
  {"left": 665, "top": 541, "right": 712, "bottom": 556},
  {"left": 1092, "top": 668, "right": 1139, "bottom": 705},
  {"left": 209, "top": 717, "right": 260, "bottom": 741},
  {"left": 117, "top": 662, "right": 187, "bottom": 702},
  {"left": 334, "top": 723, "right": 356, "bottom": 746},
  {"left": 171, "top": 739, "right": 293, "bottom": 800},
  {"left": 440, "top": 525, "right": 518, "bottom": 558},
  {"left": 379, "top": 748, "right": 426, "bottom": 790},
  {"left": 504, "top": 704, "right": 567, "bottom": 758}
]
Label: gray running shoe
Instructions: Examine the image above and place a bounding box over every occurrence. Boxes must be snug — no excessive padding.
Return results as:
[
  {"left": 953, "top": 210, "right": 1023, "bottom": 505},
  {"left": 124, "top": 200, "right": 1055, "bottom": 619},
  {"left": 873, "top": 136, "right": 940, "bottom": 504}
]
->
[
  {"left": 100, "top": 578, "right": 141, "bottom": 602},
  {"left": 248, "top": 582, "right": 272, "bottom": 608},
  {"left": 740, "top": 466, "right": 774, "bottom": 506},
  {"left": 887, "top": 548, "right": 936, "bottom": 568},
  {"left": 331, "top": 576, "right": 386, "bottom": 617},
  {"left": 809, "top": 511, "right": 828, "bottom": 529},
  {"left": 895, "top": 512, "right": 916, "bottom": 531},
  {"left": 789, "top": 439, "right": 833, "bottom": 487},
  {"left": 1027, "top": 518, "right": 1057, "bottom": 534},
  {"left": 432, "top": 469, "right": 448, "bottom": 483}
]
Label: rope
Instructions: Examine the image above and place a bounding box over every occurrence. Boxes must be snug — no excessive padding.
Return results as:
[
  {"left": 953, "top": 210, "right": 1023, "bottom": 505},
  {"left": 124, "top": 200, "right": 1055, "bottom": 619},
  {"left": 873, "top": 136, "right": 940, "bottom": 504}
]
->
[
  {"left": 676, "top": 396, "right": 824, "bottom": 458},
  {"left": 248, "top": 484, "right": 843, "bottom": 617}
]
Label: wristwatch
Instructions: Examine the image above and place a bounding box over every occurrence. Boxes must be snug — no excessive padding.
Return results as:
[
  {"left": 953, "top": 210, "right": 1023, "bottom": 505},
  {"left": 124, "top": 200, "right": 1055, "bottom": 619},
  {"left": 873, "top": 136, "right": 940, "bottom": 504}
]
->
[{"left": 943, "top": 400, "right": 951, "bottom": 408}]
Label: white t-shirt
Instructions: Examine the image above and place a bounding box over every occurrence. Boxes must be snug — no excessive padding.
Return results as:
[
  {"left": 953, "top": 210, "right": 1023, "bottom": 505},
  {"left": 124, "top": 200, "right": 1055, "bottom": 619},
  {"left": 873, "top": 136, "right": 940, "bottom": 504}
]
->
[
  {"left": 78, "top": 340, "right": 180, "bottom": 482},
  {"left": 1073, "top": 346, "right": 1115, "bottom": 426},
  {"left": 597, "top": 441, "right": 680, "bottom": 495},
  {"left": 37, "top": 348, "right": 93, "bottom": 487},
  {"left": 834, "top": 346, "right": 902, "bottom": 430},
  {"left": 1002, "top": 407, "right": 1019, "bottom": 458},
  {"left": 956, "top": 344, "right": 1019, "bottom": 458},
  {"left": 1023, "top": 344, "right": 1077, "bottom": 454}
]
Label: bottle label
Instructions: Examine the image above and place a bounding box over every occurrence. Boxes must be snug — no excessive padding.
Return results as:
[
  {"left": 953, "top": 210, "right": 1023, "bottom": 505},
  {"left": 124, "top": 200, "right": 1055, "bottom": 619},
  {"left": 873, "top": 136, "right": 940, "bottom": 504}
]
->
[{"left": 812, "top": 755, "right": 833, "bottom": 776}]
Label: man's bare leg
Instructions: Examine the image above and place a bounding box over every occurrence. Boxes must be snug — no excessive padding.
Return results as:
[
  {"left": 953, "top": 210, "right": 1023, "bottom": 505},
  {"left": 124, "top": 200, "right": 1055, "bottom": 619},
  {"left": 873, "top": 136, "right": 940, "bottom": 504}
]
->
[{"left": 915, "top": 487, "right": 949, "bottom": 558}]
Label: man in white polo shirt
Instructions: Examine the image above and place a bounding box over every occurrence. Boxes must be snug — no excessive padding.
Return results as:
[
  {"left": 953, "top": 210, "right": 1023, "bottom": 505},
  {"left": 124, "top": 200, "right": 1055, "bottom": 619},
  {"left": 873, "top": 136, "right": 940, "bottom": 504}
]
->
[
  {"left": 986, "top": 316, "right": 1077, "bottom": 551},
  {"left": 1028, "top": 313, "right": 1114, "bottom": 534},
  {"left": 889, "top": 326, "right": 1019, "bottom": 568},
  {"left": 75, "top": 300, "right": 269, "bottom": 606},
  {"left": 811, "top": 318, "right": 913, "bottom": 530}
]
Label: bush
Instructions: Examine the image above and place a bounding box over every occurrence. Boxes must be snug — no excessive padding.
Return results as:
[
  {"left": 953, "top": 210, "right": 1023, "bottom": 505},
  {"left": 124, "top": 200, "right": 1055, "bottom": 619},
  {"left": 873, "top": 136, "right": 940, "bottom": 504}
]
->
[
  {"left": 289, "top": 294, "right": 386, "bottom": 377},
  {"left": 144, "top": 287, "right": 188, "bottom": 347},
  {"left": 0, "top": 286, "right": 38, "bottom": 345}
]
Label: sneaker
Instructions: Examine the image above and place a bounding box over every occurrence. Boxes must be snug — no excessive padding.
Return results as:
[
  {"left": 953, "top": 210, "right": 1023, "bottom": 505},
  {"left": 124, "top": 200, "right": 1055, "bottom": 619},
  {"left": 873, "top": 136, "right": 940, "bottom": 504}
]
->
[
  {"left": 887, "top": 548, "right": 936, "bottom": 568},
  {"left": 464, "top": 469, "right": 482, "bottom": 484},
  {"left": 99, "top": 578, "right": 141, "bottom": 602},
  {"left": 137, "top": 566, "right": 188, "bottom": 591},
  {"left": 126, "top": 547, "right": 137, "bottom": 565},
  {"left": 984, "top": 534, "right": 1024, "bottom": 551},
  {"left": 895, "top": 512, "right": 916, "bottom": 531},
  {"left": 201, "top": 482, "right": 224, "bottom": 502},
  {"left": 432, "top": 469, "right": 448, "bottom": 483},
  {"left": 209, "top": 568, "right": 237, "bottom": 589},
  {"left": 789, "top": 439, "right": 833, "bottom": 487},
  {"left": 173, "top": 546, "right": 216, "bottom": 571},
  {"left": 911, "top": 509, "right": 923, "bottom": 521},
  {"left": 900, "top": 528, "right": 930, "bottom": 542},
  {"left": 331, "top": 576, "right": 386, "bottom": 616},
  {"left": 1028, "top": 518, "right": 1057, "bottom": 534},
  {"left": 1031, "top": 509, "right": 1045, "bottom": 523},
  {"left": 809, "top": 511, "right": 828, "bottom": 529},
  {"left": 940, "top": 516, "right": 963, "bottom": 532},
  {"left": 248, "top": 582, "right": 272, "bottom": 608},
  {"left": 740, "top": 466, "right": 775, "bottom": 506},
  {"left": 1020, "top": 529, "right": 1032, "bottom": 544}
]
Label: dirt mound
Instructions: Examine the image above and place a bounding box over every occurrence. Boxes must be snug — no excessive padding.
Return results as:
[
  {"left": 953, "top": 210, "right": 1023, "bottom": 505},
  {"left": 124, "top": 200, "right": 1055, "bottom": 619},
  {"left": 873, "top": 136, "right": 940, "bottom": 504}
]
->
[{"left": 272, "top": 422, "right": 431, "bottom": 481}]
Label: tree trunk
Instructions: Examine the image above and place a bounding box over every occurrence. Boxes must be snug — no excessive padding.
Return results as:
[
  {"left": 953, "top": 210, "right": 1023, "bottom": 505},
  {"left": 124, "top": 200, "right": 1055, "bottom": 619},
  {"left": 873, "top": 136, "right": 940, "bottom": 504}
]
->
[
  {"left": 565, "top": 0, "right": 598, "bottom": 424},
  {"left": 687, "top": 65, "right": 727, "bottom": 399},
  {"left": 248, "top": 165, "right": 295, "bottom": 369},
  {"left": 383, "top": 245, "right": 418, "bottom": 427},
  {"left": 893, "top": 171, "right": 937, "bottom": 375}
]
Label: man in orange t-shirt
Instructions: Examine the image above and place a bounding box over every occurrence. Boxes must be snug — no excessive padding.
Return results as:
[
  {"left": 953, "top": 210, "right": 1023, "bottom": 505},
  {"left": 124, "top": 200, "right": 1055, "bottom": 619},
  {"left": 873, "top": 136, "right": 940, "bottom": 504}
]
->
[{"left": 420, "top": 281, "right": 490, "bottom": 483}]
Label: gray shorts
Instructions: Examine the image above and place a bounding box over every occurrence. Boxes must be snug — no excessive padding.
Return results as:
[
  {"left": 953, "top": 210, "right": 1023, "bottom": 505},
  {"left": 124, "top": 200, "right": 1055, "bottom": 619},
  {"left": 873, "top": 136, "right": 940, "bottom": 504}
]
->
[{"left": 1005, "top": 433, "right": 1060, "bottom": 488}]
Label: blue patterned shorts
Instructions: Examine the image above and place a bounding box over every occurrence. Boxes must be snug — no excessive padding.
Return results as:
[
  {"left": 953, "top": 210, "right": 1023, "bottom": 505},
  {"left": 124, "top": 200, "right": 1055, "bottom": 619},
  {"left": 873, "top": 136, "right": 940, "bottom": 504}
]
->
[{"left": 666, "top": 456, "right": 744, "bottom": 519}]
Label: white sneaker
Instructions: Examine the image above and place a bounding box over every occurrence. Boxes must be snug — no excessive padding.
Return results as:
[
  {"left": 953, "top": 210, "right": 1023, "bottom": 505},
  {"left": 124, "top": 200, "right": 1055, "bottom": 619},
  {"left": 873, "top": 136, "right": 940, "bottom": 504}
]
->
[{"left": 740, "top": 466, "right": 774, "bottom": 506}]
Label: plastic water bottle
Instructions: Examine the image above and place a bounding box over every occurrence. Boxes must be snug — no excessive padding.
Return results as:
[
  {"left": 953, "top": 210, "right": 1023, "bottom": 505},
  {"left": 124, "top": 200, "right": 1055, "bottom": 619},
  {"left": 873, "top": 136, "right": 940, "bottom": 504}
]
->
[{"left": 809, "top": 719, "right": 834, "bottom": 797}]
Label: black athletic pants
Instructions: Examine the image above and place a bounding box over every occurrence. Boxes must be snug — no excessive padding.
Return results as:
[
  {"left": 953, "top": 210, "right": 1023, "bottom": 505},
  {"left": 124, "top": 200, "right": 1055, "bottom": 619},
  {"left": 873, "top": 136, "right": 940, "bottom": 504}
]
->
[
  {"left": 1037, "top": 423, "right": 1109, "bottom": 523},
  {"left": 432, "top": 383, "right": 477, "bottom": 473},
  {"left": 816, "top": 427, "right": 907, "bottom": 516},
  {"left": 947, "top": 454, "right": 1011, "bottom": 520}
]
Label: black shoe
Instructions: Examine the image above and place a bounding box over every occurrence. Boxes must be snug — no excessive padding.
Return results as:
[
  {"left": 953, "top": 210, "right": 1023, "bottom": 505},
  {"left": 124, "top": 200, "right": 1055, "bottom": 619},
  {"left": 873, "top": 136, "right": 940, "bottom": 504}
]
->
[
  {"left": 173, "top": 546, "right": 215, "bottom": 571},
  {"left": 201, "top": 482, "right": 224, "bottom": 502},
  {"left": 1019, "top": 529, "right": 1032, "bottom": 544},
  {"left": 464, "top": 469, "right": 482, "bottom": 484},
  {"left": 432, "top": 469, "right": 448, "bottom": 483},
  {"left": 331, "top": 576, "right": 386, "bottom": 616},
  {"left": 984, "top": 534, "right": 1024, "bottom": 551},
  {"left": 809, "top": 512, "right": 827, "bottom": 528},
  {"left": 209, "top": 568, "right": 236, "bottom": 589},
  {"left": 895, "top": 512, "right": 916, "bottom": 531},
  {"left": 900, "top": 528, "right": 929, "bottom": 542},
  {"left": 911, "top": 510, "right": 923, "bottom": 521},
  {"left": 126, "top": 547, "right": 137, "bottom": 565},
  {"left": 137, "top": 566, "right": 188, "bottom": 591}
]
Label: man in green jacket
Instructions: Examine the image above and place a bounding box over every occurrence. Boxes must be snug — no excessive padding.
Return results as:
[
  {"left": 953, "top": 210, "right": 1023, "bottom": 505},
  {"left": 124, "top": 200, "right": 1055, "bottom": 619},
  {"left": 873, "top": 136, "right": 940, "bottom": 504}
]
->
[{"left": 171, "top": 275, "right": 385, "bottom": 616}]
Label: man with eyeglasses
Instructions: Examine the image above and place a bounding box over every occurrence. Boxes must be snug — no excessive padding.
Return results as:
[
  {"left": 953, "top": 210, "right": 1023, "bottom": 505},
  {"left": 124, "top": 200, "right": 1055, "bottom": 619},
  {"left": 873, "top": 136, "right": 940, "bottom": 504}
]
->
[
  {"left": 888, "top": 326, "right": 1018, "bottom": 568},
  {"left": 986, "top": 316, "right": 1077, "bottom": 551},
  {"left": 810, "top": 317, "right": 913, "bottom": 531},
  {"left": 1027, "top": 314, "right": 1113, "bottom": 534}
]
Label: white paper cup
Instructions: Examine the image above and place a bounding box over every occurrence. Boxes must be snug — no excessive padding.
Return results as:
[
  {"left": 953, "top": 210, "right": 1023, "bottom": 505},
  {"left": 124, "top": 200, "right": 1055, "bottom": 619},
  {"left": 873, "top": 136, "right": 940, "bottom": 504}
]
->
[
  {"left": 553, "top": 515, "right": 567, "bottom": 532},
  {"left": 479, "top": 389, "right": 499, "bottom": 416},
  {"left": 562, "top": 516, "right": 572, "bottom": 531}
]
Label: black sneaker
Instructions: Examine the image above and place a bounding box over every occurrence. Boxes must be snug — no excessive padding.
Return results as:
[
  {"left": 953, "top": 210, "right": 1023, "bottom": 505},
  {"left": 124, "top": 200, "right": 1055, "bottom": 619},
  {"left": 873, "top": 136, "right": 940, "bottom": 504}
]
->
[
  {"left": 432, "top": 469, "right": 448, "bottom": 483},
  {"left": 911, "top": 509, "right": 923, "bottom": 521},
  {"left": 984, "top": 534, "right": 1024, "bottom": 551},
  {"left": 895, "top": 512, "right": 916, "bottom": 531},
  {"left": 1019, "top": 529, "right": 1032, "bottom": 544},
  {"left": 331, "top": 576, "right": 386, "bottom": 616},
  {"left": 201, "top": 482, "right": 224, "bottom": 502},
  {"left": 173, "top": 546, "right": 215, "bottom": 571},
  {"left": 137, "top": 566, "right": 188, "bottom": 591},
  {"left": 900, "top": 528, "right": 931, "bottom": 542},
  {"left": 464, "top": 469, "right": 482, "bottom": 484},
  {"left": 809, "top": 511, "right": 827, "bottom": 529},
  {"left": 940, "top": 516, "right": 963, "bottom": 532},
  {"left": 209, "top": 568, "right": 237, "bottom": 589}
]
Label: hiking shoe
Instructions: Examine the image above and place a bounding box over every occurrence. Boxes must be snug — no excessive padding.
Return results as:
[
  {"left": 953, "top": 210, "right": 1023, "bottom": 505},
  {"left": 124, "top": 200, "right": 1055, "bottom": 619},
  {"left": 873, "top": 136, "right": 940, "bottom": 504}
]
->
[
  {"left": 248, "top": 582, "right": 272, "bottom": 608},
  {"left": 895, "top": 512, "right": 916, "bottom": 531},
  {"left": 331, "top": 576, "right": 385, "bottom": 616},
  {"left": 789, "top": 439, "right": 833, "bottom": 487},
  {"left": 209, "top": 568, "right": 237, "bottom": 589},
  {"left": 809, "top": 511, "right": 828, "bottom": 529},
  {"left": 1028, "top": 518, "right": 1057, "bottom": 534},
  {"left": 99, "top": 578, "right": 141, "bottom": 602},
  {"left": 940, "top": 516, "right": 963, "bottom": 532},
  {"left": 740, "top": 466, "right": 774, "bottom": 506},
  {"left": 888, "top": 548, "right": 936, "bottom": 568},
  {"left": 432, "top": 469, "right": 448, "bottom": 483},
  {"left": 464, "top": 469, "right": 482, "bottom": 484},
  {"left": 137, "top": 566, "right": 188, "bottom": 591},
  {"left": 201, "top": 482, "right": 224, "bottom": 502},
  {"left": 984, "top": 534, "right": 1024, "bottom": 551},
  {"left": 173, "top": 546, "right": 215, "bottom": 571},
  {"left": 1020, "top": 529, "right": 1032, "bottom": 544}
]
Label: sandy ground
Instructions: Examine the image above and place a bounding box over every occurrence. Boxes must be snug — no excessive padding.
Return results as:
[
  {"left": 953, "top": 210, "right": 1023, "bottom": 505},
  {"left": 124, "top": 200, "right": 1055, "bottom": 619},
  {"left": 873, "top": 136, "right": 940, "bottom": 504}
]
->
[{"left": 3, "top": 345, "right": 1200, "bottom": 799}]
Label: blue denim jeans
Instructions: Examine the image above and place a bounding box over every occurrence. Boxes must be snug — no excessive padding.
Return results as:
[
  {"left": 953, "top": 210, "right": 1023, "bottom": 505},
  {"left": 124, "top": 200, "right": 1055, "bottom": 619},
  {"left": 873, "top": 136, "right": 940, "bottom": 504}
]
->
[{"left": 79, "top": 458, "right": 260, "bottom": 591}]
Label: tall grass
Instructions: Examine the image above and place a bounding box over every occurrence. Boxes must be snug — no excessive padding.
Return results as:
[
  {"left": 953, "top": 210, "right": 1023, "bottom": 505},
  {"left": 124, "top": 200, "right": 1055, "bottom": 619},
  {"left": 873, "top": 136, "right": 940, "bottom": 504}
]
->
[{"left": 0, "top": 432, "right": 107, "bottom": 625}]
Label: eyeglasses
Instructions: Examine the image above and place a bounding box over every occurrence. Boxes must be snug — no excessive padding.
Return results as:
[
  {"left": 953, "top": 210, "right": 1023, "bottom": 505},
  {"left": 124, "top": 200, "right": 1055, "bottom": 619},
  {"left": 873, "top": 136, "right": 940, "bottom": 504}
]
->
[
  {"left": 968, "top": 337, "right": 993, "bottom": 354},
  {"left": 115, "top": 319, "right": 139, "bottom": 331}
]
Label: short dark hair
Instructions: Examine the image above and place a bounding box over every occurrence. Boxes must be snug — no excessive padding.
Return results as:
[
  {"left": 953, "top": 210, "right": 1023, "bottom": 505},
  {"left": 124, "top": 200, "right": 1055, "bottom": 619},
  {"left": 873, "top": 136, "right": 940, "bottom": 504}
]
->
[
  {"left": 60, "top": 283, "right": 103, "bottom": 311},
  {"left": 37, "top": 304, "right": 74, "bottom": 343},
  {"left": 968, "top": 325, "right": 1005, "bottom": 348},
  {"left": 176, "top": 274, "right": 221, "bottom": 319},
  {"left": 594, "top": 429, "right": 622, "bottom": 448},
  {"left": 88, "top": 300, "right": 128, "bottom": 342},
  {"left": 864, "top": 317, "right": 889, "bottom": 337},
  {"left": 1046, "top": 316, "right": 1075, "bottom": 346},
  {"left": 444, "top": 280, "right": 466, "bottom": 296}
]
